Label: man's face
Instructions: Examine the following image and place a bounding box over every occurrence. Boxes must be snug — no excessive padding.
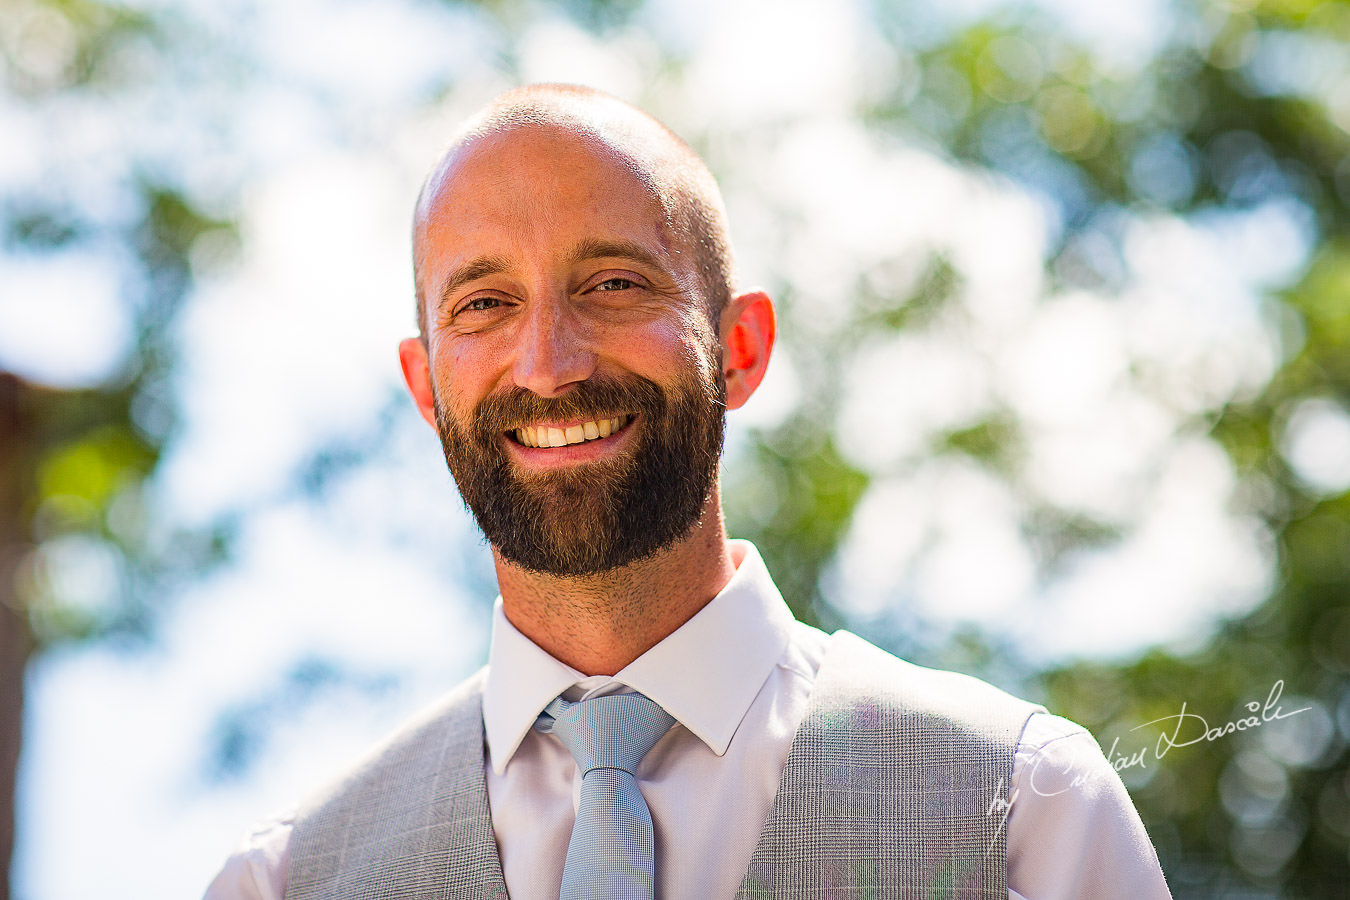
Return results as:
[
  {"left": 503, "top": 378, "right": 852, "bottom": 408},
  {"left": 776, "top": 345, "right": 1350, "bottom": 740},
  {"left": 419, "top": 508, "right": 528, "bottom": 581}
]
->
[{"left": 413, "top": 127, "right": 727, "bottom": 575}]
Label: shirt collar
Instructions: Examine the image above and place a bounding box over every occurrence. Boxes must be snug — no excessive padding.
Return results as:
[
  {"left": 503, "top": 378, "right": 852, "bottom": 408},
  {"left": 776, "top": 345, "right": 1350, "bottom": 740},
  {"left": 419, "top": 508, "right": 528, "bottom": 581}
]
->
[{"left": 482, "top": 540, "right": 794, "bottom": 775}]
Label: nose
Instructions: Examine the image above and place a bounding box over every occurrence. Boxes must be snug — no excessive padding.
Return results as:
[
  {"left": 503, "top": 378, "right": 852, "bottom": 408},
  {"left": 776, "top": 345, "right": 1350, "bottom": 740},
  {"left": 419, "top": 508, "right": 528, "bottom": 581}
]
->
[{"left": 511, "top": 296, "right": 596, "bottom": 397}]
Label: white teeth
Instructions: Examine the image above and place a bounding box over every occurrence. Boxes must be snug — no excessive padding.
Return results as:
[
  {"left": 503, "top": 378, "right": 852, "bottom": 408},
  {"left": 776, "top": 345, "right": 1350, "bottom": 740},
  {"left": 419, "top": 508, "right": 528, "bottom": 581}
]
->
[{"left": 518, "top": 416, "right": 629, "bottom": 448}]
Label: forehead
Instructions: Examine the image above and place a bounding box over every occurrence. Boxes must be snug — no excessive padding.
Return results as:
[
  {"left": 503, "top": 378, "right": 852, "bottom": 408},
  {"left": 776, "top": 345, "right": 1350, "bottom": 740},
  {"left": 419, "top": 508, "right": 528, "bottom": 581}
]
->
[{"left": 414, "top": 126, "right": 676, "bottom": 284}]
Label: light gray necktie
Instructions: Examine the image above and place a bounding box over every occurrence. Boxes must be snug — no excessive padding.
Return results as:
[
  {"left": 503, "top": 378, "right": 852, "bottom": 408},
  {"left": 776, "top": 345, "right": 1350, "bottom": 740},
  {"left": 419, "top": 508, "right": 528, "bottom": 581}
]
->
[{"left": 534, "top": 692, "right": 676, "bottom": 900}]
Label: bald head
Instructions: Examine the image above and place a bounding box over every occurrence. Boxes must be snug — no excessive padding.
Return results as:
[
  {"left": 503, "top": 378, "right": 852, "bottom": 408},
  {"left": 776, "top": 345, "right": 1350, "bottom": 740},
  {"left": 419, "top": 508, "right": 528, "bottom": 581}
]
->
[{"left": 411, "top": 84, "right": 736, "bottom": 340}]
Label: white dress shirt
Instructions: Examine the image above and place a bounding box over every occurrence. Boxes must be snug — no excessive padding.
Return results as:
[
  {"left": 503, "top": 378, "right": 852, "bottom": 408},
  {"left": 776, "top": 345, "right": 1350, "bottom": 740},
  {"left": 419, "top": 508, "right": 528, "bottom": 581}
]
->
[{"left": 205, "top": 541, "right": 1171, "bottom": 899}]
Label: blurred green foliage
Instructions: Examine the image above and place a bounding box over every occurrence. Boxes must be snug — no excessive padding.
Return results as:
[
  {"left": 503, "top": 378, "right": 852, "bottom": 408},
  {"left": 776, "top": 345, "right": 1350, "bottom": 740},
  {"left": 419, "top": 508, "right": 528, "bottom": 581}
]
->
[
  {"left": 729, "top": 423, "right": 869, "bottom": 625},
  {"left": 1, "top": 0, "right": 158, "bottom": 97},
  {"left": 2, "top": 1, "right": 235, "bottom": 649},
  {"left": 740, "top": 0, "right": 1350, "bottom": 894}
]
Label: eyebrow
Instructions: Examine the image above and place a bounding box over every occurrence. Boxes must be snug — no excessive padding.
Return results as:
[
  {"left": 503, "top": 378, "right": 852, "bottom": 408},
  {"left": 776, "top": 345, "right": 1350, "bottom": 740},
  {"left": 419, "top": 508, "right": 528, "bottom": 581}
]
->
[
  {"left": 565, "top": 237, "right": 668, "bottom": 273},
  {"left": 435, "top": 238, "right": 671, "bottom": 317},
  {"left": 436, "top": 254, "right": 512, "bottom": 318}
]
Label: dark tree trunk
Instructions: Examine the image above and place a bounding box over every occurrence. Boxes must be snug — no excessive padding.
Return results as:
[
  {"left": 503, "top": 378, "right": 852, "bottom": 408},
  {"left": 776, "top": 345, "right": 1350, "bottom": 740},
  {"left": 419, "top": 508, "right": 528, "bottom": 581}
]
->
[
  {"left": 0, "top": 374, "right": 34, "bottom": 900},
  {"left": 0, "top": 609, "right": 24, "bottom": 900}
]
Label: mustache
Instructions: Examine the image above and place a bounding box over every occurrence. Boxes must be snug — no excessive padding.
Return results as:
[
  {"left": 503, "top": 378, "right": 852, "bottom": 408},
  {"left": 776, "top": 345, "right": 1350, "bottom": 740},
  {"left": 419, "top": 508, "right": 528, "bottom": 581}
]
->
[{"left": 472, "top": 374, "right": 667, "bottom": 438}]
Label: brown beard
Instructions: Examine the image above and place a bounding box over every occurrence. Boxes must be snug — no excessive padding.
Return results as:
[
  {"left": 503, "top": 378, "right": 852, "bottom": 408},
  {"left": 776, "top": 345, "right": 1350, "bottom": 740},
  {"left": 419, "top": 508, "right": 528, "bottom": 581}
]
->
[{"left": 432, "top": 363, "right": 726, "bottom": 576}]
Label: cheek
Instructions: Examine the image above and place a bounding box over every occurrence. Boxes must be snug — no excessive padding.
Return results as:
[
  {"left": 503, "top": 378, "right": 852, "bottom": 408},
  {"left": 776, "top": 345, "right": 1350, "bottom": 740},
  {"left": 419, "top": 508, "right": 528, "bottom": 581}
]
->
[
  {"left": 673, "top": 317, "right": 722, "bottom": 383},
  {"left": 431, "top": 335, "right": 507, "bottom": 405},
  {"left": 610, "top": 313, "right": 717, "bottom": 381},
  {"left": 423, "top": 357, "right": 470, "bottom": 426}
]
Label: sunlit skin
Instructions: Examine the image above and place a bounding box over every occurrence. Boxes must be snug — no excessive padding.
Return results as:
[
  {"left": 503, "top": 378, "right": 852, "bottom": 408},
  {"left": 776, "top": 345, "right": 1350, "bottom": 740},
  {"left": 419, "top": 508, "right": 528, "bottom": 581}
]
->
[{"left": 399, "top": 124, "right": 775, "bottom": 675}]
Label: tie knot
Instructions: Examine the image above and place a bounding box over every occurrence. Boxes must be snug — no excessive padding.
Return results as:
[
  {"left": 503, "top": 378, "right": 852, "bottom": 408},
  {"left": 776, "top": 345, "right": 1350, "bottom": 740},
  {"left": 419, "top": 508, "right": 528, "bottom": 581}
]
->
[{"left": 536, "top": 692, "right": 675, "bottom": 775}]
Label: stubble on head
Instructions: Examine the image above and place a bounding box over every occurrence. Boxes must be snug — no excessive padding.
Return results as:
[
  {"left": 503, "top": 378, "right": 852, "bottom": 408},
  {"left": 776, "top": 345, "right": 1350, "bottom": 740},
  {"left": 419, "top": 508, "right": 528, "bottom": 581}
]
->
[{"left": 412, "top": 84, "right": 736, "bottom": 343}]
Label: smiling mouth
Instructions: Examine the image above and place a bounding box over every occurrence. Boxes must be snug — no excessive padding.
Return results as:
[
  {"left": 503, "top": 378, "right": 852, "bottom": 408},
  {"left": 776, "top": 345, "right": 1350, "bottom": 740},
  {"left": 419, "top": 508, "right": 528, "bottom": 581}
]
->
[{"left": 513, "top": 415, "right": 631, "bottom": 448}]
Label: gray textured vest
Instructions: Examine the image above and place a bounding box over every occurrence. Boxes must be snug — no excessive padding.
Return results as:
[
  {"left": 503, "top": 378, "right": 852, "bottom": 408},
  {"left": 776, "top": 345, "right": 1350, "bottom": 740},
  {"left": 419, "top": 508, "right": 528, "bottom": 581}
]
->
[{"left": 288, "top": 631, "right": 1040, "bottom": 899}]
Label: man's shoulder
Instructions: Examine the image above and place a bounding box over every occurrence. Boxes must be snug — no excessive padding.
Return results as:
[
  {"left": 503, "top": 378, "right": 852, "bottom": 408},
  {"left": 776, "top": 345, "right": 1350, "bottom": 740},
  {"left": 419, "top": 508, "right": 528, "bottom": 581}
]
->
[
  {"left": 815, "top": 630, "right": 1043, "bottom": 740},
  {"left": 742, "top": 631, "right": 1045, "bottom": 896},
  {"left": 286, "top": 666, "right": 498, "bottom": 896},
  {"left": 203, "top": 673, "right": 491, "bottom": 900},
  {"left": 282, "top": 665, "right": 506, "bottom": 896},
  {"left": 294, "top": 666, "right": 488, "bottom": 818}
]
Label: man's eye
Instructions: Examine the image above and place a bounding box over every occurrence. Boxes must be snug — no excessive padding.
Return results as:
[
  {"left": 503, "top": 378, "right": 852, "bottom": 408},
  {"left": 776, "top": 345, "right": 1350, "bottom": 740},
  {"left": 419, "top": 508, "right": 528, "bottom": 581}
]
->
[
  {"left": 463, "top": 296, "right": 502, "bottom": 312},
  {"left": 594, "top": 277, "right": 635, "bottom": 292}
]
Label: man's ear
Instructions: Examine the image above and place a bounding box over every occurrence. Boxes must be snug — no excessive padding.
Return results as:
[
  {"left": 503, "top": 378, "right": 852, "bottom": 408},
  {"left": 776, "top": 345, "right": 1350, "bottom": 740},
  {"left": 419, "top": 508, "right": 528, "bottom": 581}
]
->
[
  {"left": 399, "top": 337, "right": 439, "bottom": 429},
  {"left": 720, "top": 290, "right": 776, "bottom": 411}
]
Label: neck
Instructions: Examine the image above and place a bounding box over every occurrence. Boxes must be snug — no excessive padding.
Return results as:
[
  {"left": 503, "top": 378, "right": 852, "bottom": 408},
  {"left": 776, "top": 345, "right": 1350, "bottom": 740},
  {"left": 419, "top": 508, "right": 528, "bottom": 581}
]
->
[{"left": 493, "top": 494, "right": 736, "bottom": 675}]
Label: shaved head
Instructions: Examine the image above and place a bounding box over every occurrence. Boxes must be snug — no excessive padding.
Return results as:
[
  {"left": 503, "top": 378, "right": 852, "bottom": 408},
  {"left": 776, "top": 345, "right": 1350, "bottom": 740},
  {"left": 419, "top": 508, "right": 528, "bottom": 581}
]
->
[{"left": 412, "top": 84, "right": 736, "bottom": 340}]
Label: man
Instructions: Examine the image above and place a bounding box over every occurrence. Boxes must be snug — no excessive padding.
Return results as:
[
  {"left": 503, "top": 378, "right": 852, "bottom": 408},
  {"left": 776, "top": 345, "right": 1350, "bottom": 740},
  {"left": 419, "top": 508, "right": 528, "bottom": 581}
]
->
[{"left": 206, "top": 84, "right": 1171, "bottom": 899}]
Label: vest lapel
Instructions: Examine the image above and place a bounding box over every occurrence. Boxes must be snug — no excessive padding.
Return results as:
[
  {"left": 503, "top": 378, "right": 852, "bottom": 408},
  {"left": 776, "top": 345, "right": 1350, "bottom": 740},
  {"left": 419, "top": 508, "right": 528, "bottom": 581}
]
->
[
  {"left": 288, "top": 670, "right": 508, "bottom": 900},
  {"left": 735, "top": 631, "right": 1032, "bottom": 899}
]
